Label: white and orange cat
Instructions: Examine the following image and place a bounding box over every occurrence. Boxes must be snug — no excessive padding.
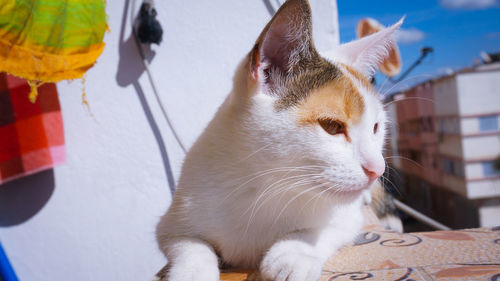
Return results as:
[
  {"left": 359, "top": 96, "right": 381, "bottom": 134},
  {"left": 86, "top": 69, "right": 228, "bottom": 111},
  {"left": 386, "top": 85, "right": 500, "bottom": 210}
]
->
[{"left": 156, "top": 0, "right": 402, "bottom": 280}]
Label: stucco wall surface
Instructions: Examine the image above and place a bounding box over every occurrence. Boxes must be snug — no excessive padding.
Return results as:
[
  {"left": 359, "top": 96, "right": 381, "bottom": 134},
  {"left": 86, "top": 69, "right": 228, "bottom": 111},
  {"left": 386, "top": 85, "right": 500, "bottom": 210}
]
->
[{"left": 0, "top": 1, "right": 339, "bottom": 281}]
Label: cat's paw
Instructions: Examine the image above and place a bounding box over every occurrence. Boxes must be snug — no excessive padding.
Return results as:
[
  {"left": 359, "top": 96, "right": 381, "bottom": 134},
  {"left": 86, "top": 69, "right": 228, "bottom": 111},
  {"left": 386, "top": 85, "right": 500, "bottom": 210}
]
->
[
  {"left": 260, "top": 251, "right": 322, "bottom": 281},
  {"left": 166, "top": 254, "right": 219, "bottom": 281}
]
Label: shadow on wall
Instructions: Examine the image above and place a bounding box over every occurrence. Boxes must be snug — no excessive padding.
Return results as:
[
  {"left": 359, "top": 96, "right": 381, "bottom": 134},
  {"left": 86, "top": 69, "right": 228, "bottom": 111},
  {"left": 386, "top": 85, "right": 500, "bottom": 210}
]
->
[
  {"left": 263, "top": 0, "right": 278, "bottom": 15},
  {"left": 115, "top": 0, "right": 176, "bottom": 194},
  {"left": 0, "top": 170, "right": 55, "bottom": 227},
  {"left": 115, "top": 0, "right": 156, "bottom": 88}
]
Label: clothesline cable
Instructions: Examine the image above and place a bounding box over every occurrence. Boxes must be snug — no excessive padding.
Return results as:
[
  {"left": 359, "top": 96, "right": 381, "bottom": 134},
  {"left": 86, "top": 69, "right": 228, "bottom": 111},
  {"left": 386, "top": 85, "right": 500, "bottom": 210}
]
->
[
  {"left": 131, "top": 0, "right": 188, "bottom": 154},
  {"left": 393, "top": 199, "right": 451, "bottom": 231}
]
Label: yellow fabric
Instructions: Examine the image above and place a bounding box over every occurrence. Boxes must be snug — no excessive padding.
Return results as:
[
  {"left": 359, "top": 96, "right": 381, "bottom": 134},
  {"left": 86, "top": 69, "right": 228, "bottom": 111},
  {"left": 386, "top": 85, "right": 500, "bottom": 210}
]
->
[
  {"left": 0, "top": 37, "right": 105, "bottom": 83},
  {"left": 0, "top": 0, "right": 107, "bottom": 102}
]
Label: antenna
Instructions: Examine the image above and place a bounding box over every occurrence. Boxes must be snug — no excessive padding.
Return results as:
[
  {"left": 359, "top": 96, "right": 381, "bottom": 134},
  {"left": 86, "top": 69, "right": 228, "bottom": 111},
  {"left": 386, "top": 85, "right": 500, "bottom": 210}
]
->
[{"left": 389, "top": 47, "right": 434, "bottom": 84}]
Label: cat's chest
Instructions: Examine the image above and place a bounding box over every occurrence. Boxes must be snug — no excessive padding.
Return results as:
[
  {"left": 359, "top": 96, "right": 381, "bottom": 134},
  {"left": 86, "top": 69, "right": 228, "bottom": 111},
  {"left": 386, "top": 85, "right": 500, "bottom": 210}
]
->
[
  {"left": 210, "top": 200, "right": 354, "bottom": 267},
  {"left": 212, "top": 220, "right": 290, "bottom": 267}
]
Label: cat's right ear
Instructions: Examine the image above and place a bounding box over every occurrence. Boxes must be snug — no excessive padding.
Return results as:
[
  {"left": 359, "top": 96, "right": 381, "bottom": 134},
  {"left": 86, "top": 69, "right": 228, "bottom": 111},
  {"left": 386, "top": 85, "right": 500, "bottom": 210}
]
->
[{"left": 249, "top": 0, "right": 315, "bottom": 92}]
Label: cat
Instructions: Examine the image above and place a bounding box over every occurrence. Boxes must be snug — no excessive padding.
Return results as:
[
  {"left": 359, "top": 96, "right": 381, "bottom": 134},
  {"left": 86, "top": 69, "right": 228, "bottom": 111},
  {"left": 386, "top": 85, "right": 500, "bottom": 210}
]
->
[{"left": 155, "top": 0, "right": 402, "bottom": 280}]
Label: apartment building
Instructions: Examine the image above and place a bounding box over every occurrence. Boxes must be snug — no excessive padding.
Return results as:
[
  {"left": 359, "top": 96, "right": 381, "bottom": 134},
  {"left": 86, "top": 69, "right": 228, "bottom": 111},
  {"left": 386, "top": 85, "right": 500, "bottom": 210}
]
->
[{"left": 385, "top": 62, "right": 500, "bottom": 228}]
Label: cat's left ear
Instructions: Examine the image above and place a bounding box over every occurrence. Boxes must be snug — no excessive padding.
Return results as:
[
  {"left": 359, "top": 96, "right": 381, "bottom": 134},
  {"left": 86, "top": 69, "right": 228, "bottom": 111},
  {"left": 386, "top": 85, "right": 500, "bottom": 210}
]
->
[
  {"left": 250, "top": 0, "right": 316, "bottom": 91},
  {"left": 323, "top": 18, "right": 404, "bottom": 77}
]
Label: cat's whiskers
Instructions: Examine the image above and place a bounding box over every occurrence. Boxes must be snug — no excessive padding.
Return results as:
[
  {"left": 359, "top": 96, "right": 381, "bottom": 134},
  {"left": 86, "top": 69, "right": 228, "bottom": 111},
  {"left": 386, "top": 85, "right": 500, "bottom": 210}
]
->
[
  {"left": 385, "top": 164, "right": 404, "bottom": 183},
  {"left": 381, "top": 74, "right": 433, "bottom": 96},
  {"left": 242, "top": 173, "right": 325, "bottom": 236},
  {"left": 252, "top": 175, "right": 325, "bottom": 220},
  {"left": 229, "top": 165, "right": 325, "bottom": 183},
  {"left": 384, "top": 155, "right": 423, "bottom": 169},
  {"left": 220, "top": 165, "right": 324, "bottom": 204},
  {"left": 242, "top": 178, "right": 312, "bottom": 237},
  {"left": 242, "top": 173, "right": 319, "bottom": 217},
  {"left": 300, "top": 181, "right": 338, "bottom": 212},
  {"left": 269, "top": 175, "right": 325, "bottom": 206},
  {"left": 271, "top": 175, "right": 330, "bottom": 214},
  {"left": 383, "top": 165, "right": 403, "bottom": 196},
  {"left": 235, "top": 143, "right": 273, "bottom": 164},
  {"left": 384, "top": 96, "right": 436, "bottom": 108},
  {"left": 272, "top": 181, "right": 333, "bottom": 227},
  {"left": 310, "top": 183, "right": 341, "bottom": 210},
  {"left": 379, "top": 175, "right": 401, "bottom": 197},
  {"left": 243, "top": 173, "right": 323, "bottom": 228},
  {"left": 378, "top": 76, "right": 390, "bottom": 93}
]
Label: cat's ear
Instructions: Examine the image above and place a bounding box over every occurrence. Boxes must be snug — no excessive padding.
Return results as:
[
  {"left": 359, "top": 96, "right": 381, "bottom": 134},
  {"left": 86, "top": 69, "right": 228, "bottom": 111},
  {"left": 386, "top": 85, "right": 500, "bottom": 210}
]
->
[
  {"left": 250, "top": 0, "right": 315, "bottom": 91},
  {"left": 323, "top": 18, "right": 404, "bottom": 77}
]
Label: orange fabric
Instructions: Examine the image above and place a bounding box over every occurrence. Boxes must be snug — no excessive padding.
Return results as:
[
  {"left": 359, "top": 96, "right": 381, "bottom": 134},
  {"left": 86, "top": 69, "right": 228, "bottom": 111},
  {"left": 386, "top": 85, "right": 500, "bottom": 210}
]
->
[{"left": 0, "top": 37, "right": 105, "bottom": 83}]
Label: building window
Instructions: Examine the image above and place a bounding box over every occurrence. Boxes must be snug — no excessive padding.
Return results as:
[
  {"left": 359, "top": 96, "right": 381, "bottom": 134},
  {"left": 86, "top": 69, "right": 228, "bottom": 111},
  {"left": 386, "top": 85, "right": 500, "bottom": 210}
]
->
[
  {"left": 482, "top": 161, "right": 500, "bottom": 177},
  {"left": 437, "top": 118, "right": 459, "bottom": 135},
  {"left": 438, "top": 119, "right": 444, "bottom": 133},
  {"left": 453, "top": 118, "right": 459, "bottom": 134},
  {"left": 442, "top": 158, "right": 455, "bottom": 174},
  {"left": 409, "top": 150, "right": 422, "bottom": 164},
  {"left": 428, "top": 117, "right": 434, "bottom": 132},
  {"left": 442, "top": 157, "right": 464, "bottom": 177},
  {"left": 455, "top": 161, "right": 464, "bottom": 177},
  {"left": 479, "top": 115, "right": 498, "bottom": 132}
]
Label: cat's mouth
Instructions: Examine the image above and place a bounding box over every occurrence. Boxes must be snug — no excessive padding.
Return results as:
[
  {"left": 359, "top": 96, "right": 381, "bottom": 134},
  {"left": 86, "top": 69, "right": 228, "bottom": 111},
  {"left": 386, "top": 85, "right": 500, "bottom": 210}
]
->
[
  {"left": 332, "top": 181, "right": 373, "bottom": 197},
  {"left": 317, "top": 172, "right": 374, "bottom": 196},
  {"left": 339, "top": 186, "right": 368, "bottom": 196}
]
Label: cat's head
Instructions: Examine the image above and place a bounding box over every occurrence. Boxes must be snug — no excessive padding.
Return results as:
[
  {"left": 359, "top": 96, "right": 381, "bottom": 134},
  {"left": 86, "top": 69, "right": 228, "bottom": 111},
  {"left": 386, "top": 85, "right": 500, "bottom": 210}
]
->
[{"left": 239, "top": 0, "right": 402, "bottom": 198}]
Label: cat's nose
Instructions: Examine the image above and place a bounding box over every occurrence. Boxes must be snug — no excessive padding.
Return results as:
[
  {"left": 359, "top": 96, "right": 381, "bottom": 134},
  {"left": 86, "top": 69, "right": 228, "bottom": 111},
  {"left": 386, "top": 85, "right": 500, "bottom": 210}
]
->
[{"left": 362, "top": 161, "right": 385, "bottom": 181}]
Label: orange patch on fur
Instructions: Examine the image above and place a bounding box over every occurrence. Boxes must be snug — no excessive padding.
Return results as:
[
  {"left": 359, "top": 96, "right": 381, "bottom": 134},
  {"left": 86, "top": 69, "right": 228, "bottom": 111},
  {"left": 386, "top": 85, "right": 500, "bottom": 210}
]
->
[
  {"left": 295, "top": 76, "right": 365, "bottom": 128},
  {"left": 340, "top": 63, "right": 374, "bottom": 92}
]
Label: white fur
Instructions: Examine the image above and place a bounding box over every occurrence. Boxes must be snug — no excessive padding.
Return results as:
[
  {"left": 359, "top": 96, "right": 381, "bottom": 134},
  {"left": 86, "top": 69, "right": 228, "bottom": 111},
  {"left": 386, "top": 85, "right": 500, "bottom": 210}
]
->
[
  {"left": 155, "top": 11, "right": 398, "bottom": 281},
  {"left": 322, "top": 17, "right": 404, "bottom": 77},
  {"left": 156, "top": 62, "right": 387, "bottom": 281}
]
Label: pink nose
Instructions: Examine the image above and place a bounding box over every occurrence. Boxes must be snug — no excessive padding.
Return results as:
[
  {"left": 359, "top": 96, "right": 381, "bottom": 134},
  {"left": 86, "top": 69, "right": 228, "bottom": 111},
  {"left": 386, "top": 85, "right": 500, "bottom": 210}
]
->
[{"left": 362, "top": 163, "right": 385, "bottom": 181}]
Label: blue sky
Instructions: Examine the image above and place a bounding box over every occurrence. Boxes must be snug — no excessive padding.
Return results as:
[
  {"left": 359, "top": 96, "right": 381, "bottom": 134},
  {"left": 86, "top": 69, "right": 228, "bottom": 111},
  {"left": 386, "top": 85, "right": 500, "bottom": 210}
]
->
[{"left": 337, "top": 0, "right": 500, "bottom": 93}]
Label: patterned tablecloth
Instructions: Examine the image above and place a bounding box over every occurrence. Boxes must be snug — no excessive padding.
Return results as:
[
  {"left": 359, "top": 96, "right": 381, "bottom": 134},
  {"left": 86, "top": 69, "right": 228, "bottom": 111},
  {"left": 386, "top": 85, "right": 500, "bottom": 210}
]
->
[
  {"left": 152, "top": 206, "right": 500, "bottom": 281},
  {"left": 218, "top": 226, "right": 500, "bottom": 281}
]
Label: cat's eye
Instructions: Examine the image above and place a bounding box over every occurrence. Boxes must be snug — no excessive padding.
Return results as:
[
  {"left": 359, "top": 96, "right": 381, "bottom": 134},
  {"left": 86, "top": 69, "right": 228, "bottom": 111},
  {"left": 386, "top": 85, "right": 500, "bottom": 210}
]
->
[
  {"left": 373, "top": 123, "right": 379, "bottom": 134},
  {"left": 318, "top": 119, "right": 345, "bottom": 136}
]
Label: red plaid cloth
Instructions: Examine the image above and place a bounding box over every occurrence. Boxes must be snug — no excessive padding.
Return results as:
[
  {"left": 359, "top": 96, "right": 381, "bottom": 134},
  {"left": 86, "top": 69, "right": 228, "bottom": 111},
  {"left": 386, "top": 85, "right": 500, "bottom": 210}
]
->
[{"left": 0, "top": 73, "right": 65, "bottom": 184}]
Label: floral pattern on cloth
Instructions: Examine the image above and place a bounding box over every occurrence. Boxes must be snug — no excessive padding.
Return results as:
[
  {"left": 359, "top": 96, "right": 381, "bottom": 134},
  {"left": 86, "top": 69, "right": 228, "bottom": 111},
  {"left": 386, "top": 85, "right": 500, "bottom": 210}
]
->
[
  {"left": 321, "top": 226, "right": 500, "bottom": 280},
  {"left": 153, "top": 208, "right": 500, "bottom": 281}
]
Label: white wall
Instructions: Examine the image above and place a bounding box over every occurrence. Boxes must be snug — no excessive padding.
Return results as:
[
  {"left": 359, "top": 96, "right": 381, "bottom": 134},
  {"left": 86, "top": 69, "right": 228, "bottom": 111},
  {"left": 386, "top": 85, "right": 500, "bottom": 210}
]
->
[
  {"left": 468, "top": 179, "right": 500, "bottom": 199},
  {"left": 462, "top": 135, "right": 500, "bottom": 160},
  {"left": 0, "top": 1, "right": 339, "bottom": 281},
  {"left": 479, "top": 199, "right": 500, "bottom": 227},
  {"left": 465, "top": 162, "right": 483, "bottom": 179},
  {"left": 457, "top": 71, "right": 500, "bottom": 116},
  {"left": 460, "top": 117, "right": 477, "bottom": 135}
]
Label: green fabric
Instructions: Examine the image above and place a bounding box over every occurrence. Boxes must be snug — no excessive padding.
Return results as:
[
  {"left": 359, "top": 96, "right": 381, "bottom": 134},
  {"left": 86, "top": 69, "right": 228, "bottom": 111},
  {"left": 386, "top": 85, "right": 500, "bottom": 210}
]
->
[{"left": 0, "top": 0, "right": 106, "bottom": 49}]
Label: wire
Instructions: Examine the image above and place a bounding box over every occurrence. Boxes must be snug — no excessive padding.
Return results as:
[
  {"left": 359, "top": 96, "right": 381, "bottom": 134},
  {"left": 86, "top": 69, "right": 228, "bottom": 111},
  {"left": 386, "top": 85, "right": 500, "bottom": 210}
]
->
[{"left": 131, "top": 0, "right": 187, "bottom": 154}]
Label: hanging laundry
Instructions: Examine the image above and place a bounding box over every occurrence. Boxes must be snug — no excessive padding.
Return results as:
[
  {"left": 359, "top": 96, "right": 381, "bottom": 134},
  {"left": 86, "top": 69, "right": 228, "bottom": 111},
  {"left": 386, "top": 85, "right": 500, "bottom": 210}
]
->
[
  {"left": 0, "top": 73, "right": 65, "bottom": 184},
  {"left": 0, "top": 0, "right": 107, "bottom": 102}
]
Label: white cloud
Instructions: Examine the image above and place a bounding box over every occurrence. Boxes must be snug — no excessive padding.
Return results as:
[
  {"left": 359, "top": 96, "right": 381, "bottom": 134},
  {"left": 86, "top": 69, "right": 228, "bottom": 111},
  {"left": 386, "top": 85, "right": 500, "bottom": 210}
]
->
[
  {"left": 440, "top": 0, "right": 498, "bottom": 10},
  {"left": 395, "top": 28, "right": 426, "bottom": 44}
]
